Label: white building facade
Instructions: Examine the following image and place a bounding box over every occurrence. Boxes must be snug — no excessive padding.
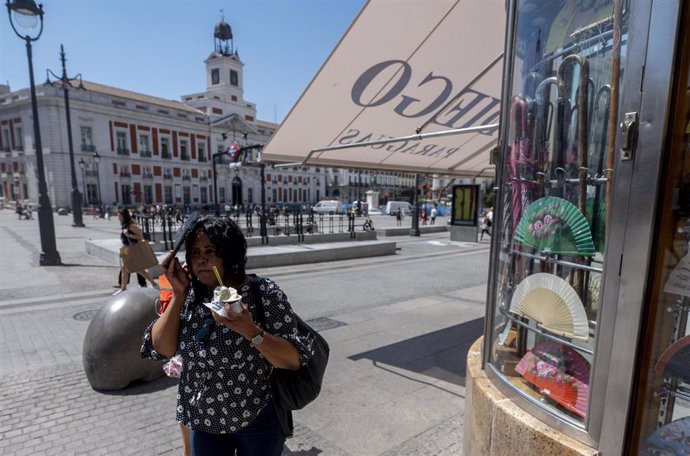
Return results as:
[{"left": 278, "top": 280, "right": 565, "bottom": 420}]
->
[{"left": 0, "top": 19, "right": 326, "bottom": 211}]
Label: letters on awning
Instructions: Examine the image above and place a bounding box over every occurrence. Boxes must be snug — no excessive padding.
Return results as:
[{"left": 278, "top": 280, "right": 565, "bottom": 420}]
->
[{"left": 260, "top": 0, "right": 506, "bottom": 177}]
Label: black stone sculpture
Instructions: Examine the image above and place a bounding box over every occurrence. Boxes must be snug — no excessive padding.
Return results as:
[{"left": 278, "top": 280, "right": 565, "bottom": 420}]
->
[{"left": 83, "top": 288, "right": 165, "bottom": 390}]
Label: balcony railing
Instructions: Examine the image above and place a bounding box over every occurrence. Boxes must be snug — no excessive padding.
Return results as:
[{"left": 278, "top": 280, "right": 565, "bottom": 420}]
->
[
  {"left": 119, "top": 171, "right": 131, "bottom": 177},
  {"left": 117, "top": 147, "right": 130, "bottom": 155},
  {"left": 161, "top": 152, "right": 171, "bottom": 159},
  {"left": 180, "top": 154, "right": 190, "bottom": 161},
  {"left": 182, "top": 175, "right": 191, "bottom": 180},
  {"left": 142, "top": 172, "right": 154, "bottom": 179},
  {"left": 199, "top": 176, "right": 208, "bottom": 182},
  {"left": 163, "top": 174, "right": 173, "bottom": 180},
  {"left": 81, "top": 144, "right": 96, "bottom": 152},
  {"left": 85, "top": 170, "right": 99, "bottom": 177},
  {"left": 140, "top": 150, "right": 152, "bottom": 158}
]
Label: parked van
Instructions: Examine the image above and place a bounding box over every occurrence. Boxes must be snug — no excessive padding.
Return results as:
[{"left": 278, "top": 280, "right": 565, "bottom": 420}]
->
[
  {"left": 385, "top": 201, "right": 413, "bottom": 216},
  {"left": 313, "top": 200, "right": 343, "bottom": 214}
]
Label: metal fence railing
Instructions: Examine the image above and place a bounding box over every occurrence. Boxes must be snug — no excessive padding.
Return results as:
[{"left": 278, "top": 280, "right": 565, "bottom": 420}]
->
[{"left": 133, "top": 211, "right": 370, "bottom": 250}]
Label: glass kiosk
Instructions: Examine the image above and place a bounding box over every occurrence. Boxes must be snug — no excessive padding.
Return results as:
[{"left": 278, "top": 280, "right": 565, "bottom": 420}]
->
[{"left": 464, "top": 0, "right": 690, "bottom": 454}]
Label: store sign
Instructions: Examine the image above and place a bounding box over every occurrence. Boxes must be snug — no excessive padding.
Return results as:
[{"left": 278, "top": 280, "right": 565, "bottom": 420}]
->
[{"left": 451, "top": 184, "right": 478, "bottom": 226}]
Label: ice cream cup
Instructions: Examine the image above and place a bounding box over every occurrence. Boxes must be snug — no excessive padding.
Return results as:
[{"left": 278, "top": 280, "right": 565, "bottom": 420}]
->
[{"left": 225, "top": 297, "right": 243, "bottom": 315}]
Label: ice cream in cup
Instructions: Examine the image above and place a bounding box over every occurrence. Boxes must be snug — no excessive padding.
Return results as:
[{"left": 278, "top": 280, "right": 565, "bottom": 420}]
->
[{"left": 213, "top": 285, "right": 243, "bottom": 315}]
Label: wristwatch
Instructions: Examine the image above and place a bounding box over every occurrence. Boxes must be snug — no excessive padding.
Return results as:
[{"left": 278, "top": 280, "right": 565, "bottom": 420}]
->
[{"left": 251, "top": 328, "right": 265, "bottom": 346}]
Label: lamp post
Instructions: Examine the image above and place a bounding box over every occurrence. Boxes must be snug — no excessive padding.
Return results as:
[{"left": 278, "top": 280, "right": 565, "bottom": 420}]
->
[
  {"left": 409, "top": 173, "right": 420, "bottom": 236},
  {"left": 6, "top": 0, "right": 61, "bottom": 264},
  {"left": 45, "top": 44, "right": 85, "bottom": 227},
  {"left": 93, "top": 151, "right": 103, "bottom": 216}
]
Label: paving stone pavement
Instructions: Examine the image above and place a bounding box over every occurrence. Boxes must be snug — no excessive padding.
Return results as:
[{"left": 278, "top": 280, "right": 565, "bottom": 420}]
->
[{"left": 0, "top": 209, "right": 485, "bottom": 455}]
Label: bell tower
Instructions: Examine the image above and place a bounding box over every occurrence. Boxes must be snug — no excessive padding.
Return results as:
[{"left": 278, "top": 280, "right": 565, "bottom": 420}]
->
[{"left": 205, "top": 15, "right": 244, "bottom": 98}]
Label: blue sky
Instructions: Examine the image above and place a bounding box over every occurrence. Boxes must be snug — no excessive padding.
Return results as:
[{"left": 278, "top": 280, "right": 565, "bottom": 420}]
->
[{"left": 0, "top": 0, "right": 366, "bottom": 123}]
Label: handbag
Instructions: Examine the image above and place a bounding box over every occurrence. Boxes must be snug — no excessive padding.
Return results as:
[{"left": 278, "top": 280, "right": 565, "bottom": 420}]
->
[
  {"left": 120, "top": 241, "right": 158, "bottom": 273},
  {"left": 249, "top": 276, "right": 329, "bottom": 411}
]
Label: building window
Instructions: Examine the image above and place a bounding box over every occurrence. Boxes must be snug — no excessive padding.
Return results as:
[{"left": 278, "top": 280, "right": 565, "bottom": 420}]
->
[
  {"left": 230, "top": 70, "right": 238, "bottom": 86},
  {"left": 164, "top": 186, "right": 173, "bottom": 204},
  {"left": 139, "top": 134, "right": 151, "bottom": 156},
  {"left": 121, "top": 184, "right": 131, "bottom": 205},
  {"left": 2, "top": 129, "right": 10, "bottom": 151},
  {"left": 180, "top": 140, "right": 189, "bottom": 161},
  {"left": 116, "top": 131, "right": 129, "bottom": 155},
  {"left": 211, "top": 69, "right": 220, "bottom": 85},
  {"left": 200, "top": 186, "right": 207, "bottom": 204},
  {"left": 219, "top": 187, "right": 225, "bottom": 203},
  {"left": 183, "top": 186, "right": 191, "bottom": 205},
  {"left": 198, "top": 142, "right": 206, "bottom": 162},
  {"left": 247, "top": 188, "right": 253, "bottom": 204},
  {"left": 81, "top": 126, "right": 95, "bottom": 152},
  {"left": 161, "top": 137, "right": 171, "bottom": 159},
  {"left": 143, "top": 185, "right": 153, "bottom": 204},
  {"left": 14, "top": 126, "right": 22, "bottom": 150}
]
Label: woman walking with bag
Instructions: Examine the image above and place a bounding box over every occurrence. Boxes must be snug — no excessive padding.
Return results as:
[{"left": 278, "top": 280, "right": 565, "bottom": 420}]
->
[
  {"left": 141, "top": 216, "right": 314, "bottom": 456},
  {"left": 115, "top": 208, "right": 157, "bottom": 295}
]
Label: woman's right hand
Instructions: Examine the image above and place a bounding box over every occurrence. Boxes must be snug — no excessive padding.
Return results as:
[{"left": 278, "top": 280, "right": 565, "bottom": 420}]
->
[{"left": 162, "top": 251, "right": 190, "bottom": 296}]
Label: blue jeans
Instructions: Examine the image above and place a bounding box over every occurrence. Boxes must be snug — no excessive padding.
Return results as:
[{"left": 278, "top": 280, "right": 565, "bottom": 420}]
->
[{"left": 192, "top": 404, "right": 285, "bottom": 456}]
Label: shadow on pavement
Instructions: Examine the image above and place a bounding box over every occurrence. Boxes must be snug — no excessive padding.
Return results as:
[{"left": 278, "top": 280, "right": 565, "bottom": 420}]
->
[
  {"left": 349, "top": 317, "right": 484, "bottom": 388},
  {"left": 96, "top": 374, "right": 179, "bottom": 396}
]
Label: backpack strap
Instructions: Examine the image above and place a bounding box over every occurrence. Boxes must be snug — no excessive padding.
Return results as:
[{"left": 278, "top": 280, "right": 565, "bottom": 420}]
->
[{"left": 246, "top": 274, "right": 294, "bottom": 438}]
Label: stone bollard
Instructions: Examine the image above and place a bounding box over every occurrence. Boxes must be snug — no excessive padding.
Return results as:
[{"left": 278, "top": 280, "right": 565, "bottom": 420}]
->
[{"left": 83, "top": 288, "right": 165, "bottom": 390}]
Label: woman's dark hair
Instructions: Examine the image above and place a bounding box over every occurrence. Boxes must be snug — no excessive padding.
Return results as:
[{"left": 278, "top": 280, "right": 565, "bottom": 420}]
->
[
  {"left": 118, "top": 208, "right": 132, "bottom": 227},
  {"left": 185, "top": 215, "right": 247, "bottom": 290}
]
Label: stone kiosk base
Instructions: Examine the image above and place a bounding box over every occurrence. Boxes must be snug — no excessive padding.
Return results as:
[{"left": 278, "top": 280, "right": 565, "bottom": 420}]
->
[{"left": 463, "top": 337, "right": 599, "bottom": 456}]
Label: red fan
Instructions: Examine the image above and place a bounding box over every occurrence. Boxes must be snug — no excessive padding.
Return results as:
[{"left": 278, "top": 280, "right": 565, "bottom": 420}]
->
[
  {"left": 654, "top": 335, "right": 690, "bottom": 384},
  {"left": 515, "top": 342, "right": 590, "bottom": 418}
]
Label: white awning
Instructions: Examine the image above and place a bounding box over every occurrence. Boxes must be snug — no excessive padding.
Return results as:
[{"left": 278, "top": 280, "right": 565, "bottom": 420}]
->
[{"left": 261, "top": 0, "right": 506, "bottom": 177}]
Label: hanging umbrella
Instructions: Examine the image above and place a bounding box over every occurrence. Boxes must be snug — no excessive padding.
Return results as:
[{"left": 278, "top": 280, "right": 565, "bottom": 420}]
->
[
  {"left": 655, "top": 335, "right": 690, "bottom": 384},
  {"left": 509, "top": 95, "right": 536, "bottom": 230},
  {"left": 515, "top": 341, "right": 590, "bottom": 418}
]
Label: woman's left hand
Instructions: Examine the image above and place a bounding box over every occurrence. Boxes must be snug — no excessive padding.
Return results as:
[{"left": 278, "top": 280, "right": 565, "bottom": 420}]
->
[{"left": 210, "top": 301, "right": 259, "bottom": 341}]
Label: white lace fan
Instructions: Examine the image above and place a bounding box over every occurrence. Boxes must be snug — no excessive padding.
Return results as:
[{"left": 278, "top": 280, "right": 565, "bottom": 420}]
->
[{"left": 509, "top": 273, "right": 589, "bottom": 341}]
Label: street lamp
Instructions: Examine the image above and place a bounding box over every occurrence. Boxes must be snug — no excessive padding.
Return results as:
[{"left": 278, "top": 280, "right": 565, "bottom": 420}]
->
[
  {"left": 45, "top": 44, "right": 85, "bottom": 227},
  {"left": 6, "top": 0, "right": 61, "bottom": 265},
  {"left": 93, "top": 151, "right": 103, "bottom": 215},
  {"left": 410, "top": 173, "right": 421, "bottom": 236}
]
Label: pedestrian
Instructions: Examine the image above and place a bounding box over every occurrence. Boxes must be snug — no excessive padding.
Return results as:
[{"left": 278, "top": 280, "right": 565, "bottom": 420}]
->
[
  {"left": 421, "top": 209, "right": 429, "bottom": 226},
  {"left": 15, "top": 201, "right": 22, "bottom": 220},
  {"left": 396, "top": 207, "right": 403, "bottom": 226},
  {"left": 114, "top": 208, "right": 158, "bottom": 295},
  {"left": 430, "top": 205, "right": 437, "bottom": 225},
  {"left": 141, "top": 215, "right": 313, "bottom": 456},
  {"left": 480, "top": 207, "right": 493, "bottom": 241}
]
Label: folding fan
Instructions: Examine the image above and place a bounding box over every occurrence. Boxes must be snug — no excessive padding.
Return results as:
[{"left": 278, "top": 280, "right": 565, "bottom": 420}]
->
[
  {"left": 646, "top": 416, "right": 690, "bottom": 455},
  {"left": 654, "top": 335, "right": 690, "bottom": 384},
  {"left": 510, "top": 273, "right": 589, "bottom": 340},
  {"left": 515, "top": 342, "right": 590, "bottom": 418},
  {"left": 514, "top": 197, "right": 595, "bottom": 257},
  {"left": 663, "top": 253, "right": 690, "bottom": 299}
]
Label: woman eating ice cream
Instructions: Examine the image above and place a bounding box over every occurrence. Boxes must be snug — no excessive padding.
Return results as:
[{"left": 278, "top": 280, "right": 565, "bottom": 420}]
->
[{"left": 141, "top": 215, "right": 313, "bottom": 456}]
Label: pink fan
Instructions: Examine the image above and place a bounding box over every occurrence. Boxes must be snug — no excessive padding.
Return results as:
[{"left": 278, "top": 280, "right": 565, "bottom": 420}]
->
[{"left": 515, "top": 342, "right": 590, "bottom": 418}]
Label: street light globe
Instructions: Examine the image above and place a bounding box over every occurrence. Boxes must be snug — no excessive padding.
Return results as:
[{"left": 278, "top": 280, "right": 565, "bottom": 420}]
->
[
  {"left": 93, "top": 151, "right": 100, "bottom": 164},
  {"left": 6, "top": 0, "right": 43, "bottom": 38}
]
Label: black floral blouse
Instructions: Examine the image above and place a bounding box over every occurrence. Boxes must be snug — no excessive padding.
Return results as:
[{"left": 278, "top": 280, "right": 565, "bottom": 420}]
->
[{"left": 141, "top": 277, "right": 313, "bottom": 434}]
